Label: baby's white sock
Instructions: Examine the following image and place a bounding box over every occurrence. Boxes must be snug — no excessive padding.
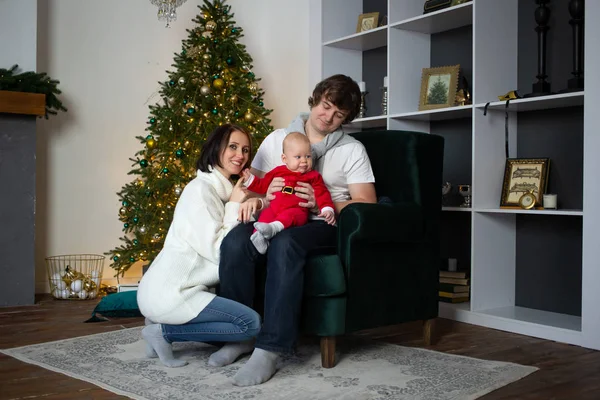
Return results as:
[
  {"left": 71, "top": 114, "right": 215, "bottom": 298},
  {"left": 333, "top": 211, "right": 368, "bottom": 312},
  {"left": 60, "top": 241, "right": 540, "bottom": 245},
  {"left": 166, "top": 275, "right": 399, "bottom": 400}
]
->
[
  {"left": 254, "top": 221, "right": 284, "bottom": 240},
  {"left": 250, "top": 231, "right": 269, "bottom": 254}
]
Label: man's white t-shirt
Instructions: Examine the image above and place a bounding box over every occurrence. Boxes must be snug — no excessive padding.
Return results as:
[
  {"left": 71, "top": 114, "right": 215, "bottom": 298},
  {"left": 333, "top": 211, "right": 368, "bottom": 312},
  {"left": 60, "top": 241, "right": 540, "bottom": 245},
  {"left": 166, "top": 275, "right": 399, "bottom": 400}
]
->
[{"left": 251, "top": 129, "right": 375, "bottom": 203}]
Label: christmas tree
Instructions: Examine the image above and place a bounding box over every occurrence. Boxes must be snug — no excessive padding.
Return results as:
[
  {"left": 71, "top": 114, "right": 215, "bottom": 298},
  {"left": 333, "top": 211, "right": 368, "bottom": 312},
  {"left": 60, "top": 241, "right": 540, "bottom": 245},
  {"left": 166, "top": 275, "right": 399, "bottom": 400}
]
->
[
  {"left": 106, "top": 0, "right": 273, "bottom": 277},
  {"left": 427, "top": 76, "right": 449, "bottom": 105}
]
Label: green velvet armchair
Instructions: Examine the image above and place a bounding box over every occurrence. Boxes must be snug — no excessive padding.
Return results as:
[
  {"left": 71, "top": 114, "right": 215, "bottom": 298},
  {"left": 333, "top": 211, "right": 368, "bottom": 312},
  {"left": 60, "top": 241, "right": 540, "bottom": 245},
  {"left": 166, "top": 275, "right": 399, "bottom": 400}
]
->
[{"left": 300, "top": 130, "right": 445, "bottom": 368}]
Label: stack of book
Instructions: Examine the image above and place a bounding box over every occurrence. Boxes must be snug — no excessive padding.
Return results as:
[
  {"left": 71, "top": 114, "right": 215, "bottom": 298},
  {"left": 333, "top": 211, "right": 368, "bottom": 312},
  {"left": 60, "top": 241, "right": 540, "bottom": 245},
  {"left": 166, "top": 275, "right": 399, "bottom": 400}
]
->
[{"left": 439, "top": 270, "right": 469, "bottom": 303}]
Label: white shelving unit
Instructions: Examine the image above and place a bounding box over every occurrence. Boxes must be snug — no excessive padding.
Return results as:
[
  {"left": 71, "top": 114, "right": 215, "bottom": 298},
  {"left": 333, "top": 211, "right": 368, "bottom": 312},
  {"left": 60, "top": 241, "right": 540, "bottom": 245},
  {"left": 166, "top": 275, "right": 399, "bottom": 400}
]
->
[{"left": 310, "top": 0, "right": 600, "bottom": 351}]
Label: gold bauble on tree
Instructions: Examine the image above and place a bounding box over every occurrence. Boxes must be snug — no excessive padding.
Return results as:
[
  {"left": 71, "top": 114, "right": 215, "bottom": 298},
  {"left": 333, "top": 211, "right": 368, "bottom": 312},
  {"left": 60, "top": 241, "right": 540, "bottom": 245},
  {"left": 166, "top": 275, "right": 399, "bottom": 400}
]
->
[
  {"left": 244, "top": 111, "right": 254, "bottom": 122},
  {"left": 146, "top": 138, "right": 156, "bottom": 149},
  {"left": 205, "top": 20, "right": 217, "bottom": 30},
  {"left": 213, "top": 78, "right": 225, "bottom": 89}
]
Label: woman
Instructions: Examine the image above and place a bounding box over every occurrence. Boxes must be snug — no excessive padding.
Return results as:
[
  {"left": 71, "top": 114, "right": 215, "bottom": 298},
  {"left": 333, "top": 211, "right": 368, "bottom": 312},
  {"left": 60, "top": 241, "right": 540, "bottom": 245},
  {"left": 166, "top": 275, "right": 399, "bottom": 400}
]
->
[{"left": 138, "top": 124, "right": 264, "bottom": 368}]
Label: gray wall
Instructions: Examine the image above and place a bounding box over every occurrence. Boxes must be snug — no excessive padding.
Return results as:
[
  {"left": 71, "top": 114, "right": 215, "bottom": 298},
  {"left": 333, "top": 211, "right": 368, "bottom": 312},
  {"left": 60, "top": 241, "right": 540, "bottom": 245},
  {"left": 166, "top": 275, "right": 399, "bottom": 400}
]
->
[
  {"left": 516, "top": 0, "right": 583, "bottom": 316},
  {"left": 0, "top": 115, "right": 37, "bottom": 306}
]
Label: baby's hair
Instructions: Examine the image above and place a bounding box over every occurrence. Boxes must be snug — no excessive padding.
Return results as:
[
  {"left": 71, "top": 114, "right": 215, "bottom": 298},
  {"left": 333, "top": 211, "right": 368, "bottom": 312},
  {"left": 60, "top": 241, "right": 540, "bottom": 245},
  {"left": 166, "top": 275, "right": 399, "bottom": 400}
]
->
[{"left": 283, "top": 131, "right": 310, "bottom": 153}]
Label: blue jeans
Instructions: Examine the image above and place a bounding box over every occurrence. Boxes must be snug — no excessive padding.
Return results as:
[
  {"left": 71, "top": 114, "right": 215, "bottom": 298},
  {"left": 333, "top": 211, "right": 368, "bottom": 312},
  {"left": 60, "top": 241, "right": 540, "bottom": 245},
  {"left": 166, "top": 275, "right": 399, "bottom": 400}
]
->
[
  {"left": 219, "top": 221, "right": 337, "bottom": 354},
  {"left": 161, "top": 296, "right": 261, "bottom": 343}
]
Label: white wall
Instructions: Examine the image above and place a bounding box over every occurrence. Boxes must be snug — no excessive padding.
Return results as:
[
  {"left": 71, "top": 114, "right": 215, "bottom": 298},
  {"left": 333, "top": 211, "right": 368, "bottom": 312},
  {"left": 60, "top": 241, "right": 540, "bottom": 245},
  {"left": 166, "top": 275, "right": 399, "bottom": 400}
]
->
[
  {"left": 34, "top": 0, "right": 310, "bottom": 291},
  {"left": 0, "top": 0, "right": 37, "bottom": 71}
]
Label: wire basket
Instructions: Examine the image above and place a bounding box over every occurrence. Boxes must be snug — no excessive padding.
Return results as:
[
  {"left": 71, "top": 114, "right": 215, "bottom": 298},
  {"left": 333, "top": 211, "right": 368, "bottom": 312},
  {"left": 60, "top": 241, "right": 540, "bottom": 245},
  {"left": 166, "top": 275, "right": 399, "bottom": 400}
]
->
[{"left": 45, "top": 254, "right": 105, "bottom": 300}]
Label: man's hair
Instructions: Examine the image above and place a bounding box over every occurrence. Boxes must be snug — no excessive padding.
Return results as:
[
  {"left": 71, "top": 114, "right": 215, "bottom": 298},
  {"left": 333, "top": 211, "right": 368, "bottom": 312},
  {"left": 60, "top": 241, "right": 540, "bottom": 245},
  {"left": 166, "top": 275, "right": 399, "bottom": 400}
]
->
[
  {"left": 307, "top": 74, "right": 361, "bottom": 124},
  {"left": 196, "top": 124, "right": 251, "bottom": 173},
  {"left": 282, "top": 131, "right": 310, "bottom": 153}
]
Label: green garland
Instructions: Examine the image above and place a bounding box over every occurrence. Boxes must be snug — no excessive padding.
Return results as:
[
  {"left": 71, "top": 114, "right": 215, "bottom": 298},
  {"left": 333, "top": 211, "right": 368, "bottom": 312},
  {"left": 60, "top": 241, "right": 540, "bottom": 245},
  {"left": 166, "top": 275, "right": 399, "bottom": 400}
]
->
[{"left": 0, "top": 64, "right": 67, "bottom": 118}]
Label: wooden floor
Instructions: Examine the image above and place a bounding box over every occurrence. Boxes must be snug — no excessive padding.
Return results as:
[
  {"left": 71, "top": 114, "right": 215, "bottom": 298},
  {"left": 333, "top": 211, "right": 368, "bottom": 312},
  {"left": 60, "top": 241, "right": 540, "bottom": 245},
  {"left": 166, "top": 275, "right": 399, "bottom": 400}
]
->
[{"left": 1, "top": 295, "right": 599, "bottom": 400}]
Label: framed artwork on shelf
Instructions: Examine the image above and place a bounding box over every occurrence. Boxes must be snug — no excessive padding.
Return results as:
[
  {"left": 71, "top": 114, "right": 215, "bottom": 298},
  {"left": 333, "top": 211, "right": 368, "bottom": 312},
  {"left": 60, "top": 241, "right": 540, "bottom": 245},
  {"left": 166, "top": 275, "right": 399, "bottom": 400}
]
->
[
  {"left": 500, "top": 158, "right": 550, "bottom": 208},
  {"left": 418, "top": 65, "right": 460, "bottom": 111},
  {"left": 356, "top": 12, "right": 379, "bottom": 33}
]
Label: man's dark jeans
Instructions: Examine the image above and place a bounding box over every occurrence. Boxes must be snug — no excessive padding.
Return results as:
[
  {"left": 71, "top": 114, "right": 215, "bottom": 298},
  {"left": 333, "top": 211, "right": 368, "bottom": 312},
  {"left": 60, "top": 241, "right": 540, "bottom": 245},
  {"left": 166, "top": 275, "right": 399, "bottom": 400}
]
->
[{"left": 219, "top": 220, "right": 336, "bottom": 354}]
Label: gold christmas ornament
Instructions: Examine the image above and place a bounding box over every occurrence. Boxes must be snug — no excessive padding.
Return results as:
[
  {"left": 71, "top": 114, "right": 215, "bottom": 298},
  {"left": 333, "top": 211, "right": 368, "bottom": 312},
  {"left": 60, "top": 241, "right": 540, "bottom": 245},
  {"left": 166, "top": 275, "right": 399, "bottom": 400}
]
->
[
  {"left": 205, "top": 20, "right": 217, "bottom": 30},
  {"left": 200, "top": 85, "right": 211, "bottom": 95},
  {"left": 244, "top": 111, "right": 254, "bottom": 122},
  {"left": 249, "top": 83, "right": 258, "bottom": 91},
  {"left": 146, "top": 138, "right": 156, "bottom": 149},
  {"left": 213, "top": 78, "right": 225, "bottom": 89}
]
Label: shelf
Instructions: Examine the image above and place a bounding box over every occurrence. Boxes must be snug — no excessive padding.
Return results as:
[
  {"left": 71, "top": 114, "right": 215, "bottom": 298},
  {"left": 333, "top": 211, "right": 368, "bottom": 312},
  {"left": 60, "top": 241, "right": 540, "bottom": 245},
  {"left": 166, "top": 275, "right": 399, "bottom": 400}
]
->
[
  {"left": 442, "top": 206, "right": 471, "bottom": 212},
  {"left": 390, "top": 3, "right": 473, "bottom": 34},
  {"left": 345, "top": 115, "right": 387, "bottom": 129},
  {"left": 474, "top": 92, "right": 584, "bottom": 113},
  {"left": 323, "top": 26, "right": 387, "bottom": 51},
  {"left": 0, "top": 90, "right": 46, "bottom": 116},
  {"left": 477, "top": 306, "right": 582, "bottom": 332},
  {"left": 476, "top": 208, "right": 583, "bottom": 216},
  {"left": 389, "top": 105, "right": 472, "bottom": 121}
]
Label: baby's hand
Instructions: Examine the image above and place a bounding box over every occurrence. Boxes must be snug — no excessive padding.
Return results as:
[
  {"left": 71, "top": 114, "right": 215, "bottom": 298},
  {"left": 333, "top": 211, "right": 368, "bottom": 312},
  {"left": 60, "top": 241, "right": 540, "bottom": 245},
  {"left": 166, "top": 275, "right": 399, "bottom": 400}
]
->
[
  {"left": 318, "top": 209, "right": 336, "bottom": 225},
  {"left": 241, "top": 169, "right": 252, "bottom": 182}
]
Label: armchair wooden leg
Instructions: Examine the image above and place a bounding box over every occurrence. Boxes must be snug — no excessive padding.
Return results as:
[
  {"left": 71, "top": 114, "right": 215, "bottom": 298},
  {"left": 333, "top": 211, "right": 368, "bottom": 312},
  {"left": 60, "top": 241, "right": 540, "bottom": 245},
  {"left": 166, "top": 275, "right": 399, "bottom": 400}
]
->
[
  {"left": 423, "top": 319, "right": 435, "bottom": 345},
  {"left": 320, "top": 336, "right": 336, "bottom": 368}
]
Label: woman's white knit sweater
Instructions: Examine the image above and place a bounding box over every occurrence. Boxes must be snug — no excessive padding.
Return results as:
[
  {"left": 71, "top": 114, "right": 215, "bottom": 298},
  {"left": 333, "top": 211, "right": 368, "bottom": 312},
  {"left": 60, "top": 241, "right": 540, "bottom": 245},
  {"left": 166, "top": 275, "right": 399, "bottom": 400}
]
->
[{"left": 137, "top": 168, "right": 241, "bottom": 325}]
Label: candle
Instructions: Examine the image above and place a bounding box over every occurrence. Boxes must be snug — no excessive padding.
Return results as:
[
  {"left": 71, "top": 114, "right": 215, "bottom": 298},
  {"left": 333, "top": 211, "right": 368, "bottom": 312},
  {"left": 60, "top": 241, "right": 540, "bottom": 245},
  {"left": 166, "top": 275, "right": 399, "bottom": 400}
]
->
[
  {"left": 448, "top": 258, "right": 457, "bottom": 272},
  {"left": 358, "top": 81, "right": 366, "bottom": 92},
  {"left": 383, "top": 76, "right": 388, "bottom": 87},
  {"left": 543, "top": 194, "right": 557, "bottom": 209}
]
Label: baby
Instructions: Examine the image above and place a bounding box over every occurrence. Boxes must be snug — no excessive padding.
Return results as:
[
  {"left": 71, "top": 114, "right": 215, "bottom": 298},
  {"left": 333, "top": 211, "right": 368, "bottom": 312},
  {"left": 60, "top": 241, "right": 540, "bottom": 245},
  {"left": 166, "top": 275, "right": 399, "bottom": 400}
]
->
[{"left": 242, "top": 132, "right": 335, "bottom": 254}]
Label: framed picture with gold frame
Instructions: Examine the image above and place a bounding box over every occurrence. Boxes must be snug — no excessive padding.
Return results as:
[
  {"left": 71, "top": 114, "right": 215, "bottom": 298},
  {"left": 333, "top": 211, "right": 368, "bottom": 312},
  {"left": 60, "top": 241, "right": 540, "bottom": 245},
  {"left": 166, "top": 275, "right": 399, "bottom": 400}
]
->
[
  {"left": 500, "top": 158, "right": 550, "bottom": 208},
  {"left": 356, "top": 12, "right": 379, "bottom": 33},
  {"left": 418, "top": 65, "right": 460, "bottom": 111}
]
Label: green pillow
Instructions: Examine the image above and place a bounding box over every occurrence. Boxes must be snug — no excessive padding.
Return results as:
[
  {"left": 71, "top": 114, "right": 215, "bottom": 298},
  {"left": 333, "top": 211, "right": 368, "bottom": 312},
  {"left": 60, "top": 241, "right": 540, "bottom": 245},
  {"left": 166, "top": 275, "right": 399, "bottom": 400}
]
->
[{"left": 85, "top": 290, "right": 142, "bottom": 322}]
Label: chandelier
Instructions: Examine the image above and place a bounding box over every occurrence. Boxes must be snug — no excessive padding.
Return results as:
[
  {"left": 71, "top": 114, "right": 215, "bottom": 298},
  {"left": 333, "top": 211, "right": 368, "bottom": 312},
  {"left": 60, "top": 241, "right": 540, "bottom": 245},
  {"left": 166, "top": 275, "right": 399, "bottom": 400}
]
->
[{"left": 150, "top": 0, "right": 187, "bottom": 27}]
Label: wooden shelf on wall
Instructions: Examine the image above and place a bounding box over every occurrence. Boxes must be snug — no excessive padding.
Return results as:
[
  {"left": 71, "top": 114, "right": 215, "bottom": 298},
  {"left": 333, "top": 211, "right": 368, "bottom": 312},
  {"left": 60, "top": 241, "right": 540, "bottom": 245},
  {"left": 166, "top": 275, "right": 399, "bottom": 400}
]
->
[{"left": 0, "top": 91, "right": 46, "bottom": 116}]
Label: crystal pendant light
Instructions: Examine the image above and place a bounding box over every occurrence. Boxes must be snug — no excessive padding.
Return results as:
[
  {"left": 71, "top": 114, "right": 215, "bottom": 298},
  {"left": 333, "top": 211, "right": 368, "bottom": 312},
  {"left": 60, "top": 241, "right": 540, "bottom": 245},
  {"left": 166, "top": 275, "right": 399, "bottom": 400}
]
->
[{"left": 150, "top": 0, "right": 187, "bottom": 27}]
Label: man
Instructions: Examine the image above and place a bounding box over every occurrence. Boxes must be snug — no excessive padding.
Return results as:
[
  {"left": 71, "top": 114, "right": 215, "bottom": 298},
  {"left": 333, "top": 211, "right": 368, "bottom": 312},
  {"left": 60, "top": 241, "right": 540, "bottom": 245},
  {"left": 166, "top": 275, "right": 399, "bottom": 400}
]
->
[{"left": 215, "top": 74, "right": 377, "bottom": 386}]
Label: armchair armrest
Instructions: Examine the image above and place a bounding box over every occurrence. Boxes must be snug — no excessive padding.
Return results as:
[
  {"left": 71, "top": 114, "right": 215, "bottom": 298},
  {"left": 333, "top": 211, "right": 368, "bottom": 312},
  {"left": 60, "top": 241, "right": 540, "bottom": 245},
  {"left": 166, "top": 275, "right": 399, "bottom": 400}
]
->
[
  {"left": 337, "top": 202, "right": 423, "bottom": 247},
  {"left": 336, "top": 202, "right": 439, "bottom": 332}
]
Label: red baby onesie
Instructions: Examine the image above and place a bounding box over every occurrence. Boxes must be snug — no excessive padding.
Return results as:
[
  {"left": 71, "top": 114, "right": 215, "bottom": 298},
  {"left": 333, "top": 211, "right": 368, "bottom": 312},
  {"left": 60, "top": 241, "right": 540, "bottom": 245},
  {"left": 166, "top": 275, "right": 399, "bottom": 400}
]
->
[{"left": 247, "top": 165, "right": 334, "bottom": 228}]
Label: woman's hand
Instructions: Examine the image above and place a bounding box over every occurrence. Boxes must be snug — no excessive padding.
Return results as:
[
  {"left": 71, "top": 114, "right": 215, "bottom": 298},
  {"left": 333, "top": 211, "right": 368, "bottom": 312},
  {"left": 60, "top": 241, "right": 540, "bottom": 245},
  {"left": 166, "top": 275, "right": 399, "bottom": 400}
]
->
[
  {"left": 295, "top": 182, "right": 318, "bottom": 212},
  {"left": 229, "top": 178, "right": 248, "bottom": 203},
  {"left": 238, "top": 197, "right": 262, "bottom": 223}
]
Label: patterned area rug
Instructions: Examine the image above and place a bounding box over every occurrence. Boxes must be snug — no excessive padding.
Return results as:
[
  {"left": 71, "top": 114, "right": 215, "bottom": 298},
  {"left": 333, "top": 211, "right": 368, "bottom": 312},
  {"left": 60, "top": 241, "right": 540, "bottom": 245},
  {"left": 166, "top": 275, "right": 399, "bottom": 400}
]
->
[{"left": 1, "top": 327, "right": 536, "bottom": 400}]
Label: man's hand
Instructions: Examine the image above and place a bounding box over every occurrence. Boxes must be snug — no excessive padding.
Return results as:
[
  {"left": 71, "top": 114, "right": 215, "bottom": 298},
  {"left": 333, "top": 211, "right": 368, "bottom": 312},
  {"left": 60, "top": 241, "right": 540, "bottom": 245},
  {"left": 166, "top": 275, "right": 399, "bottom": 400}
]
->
[
  {"left": 266, "top": 177, "right": 285, "bottom": 201},
  {"left": 238, "top": 198, "right": 262, "bottom": 223},
  {"left": 318, "top": 209, "right": 336, "bottom": 225},
  {"left": 295, "top": 182, "right": 318, "bottom": 212}
]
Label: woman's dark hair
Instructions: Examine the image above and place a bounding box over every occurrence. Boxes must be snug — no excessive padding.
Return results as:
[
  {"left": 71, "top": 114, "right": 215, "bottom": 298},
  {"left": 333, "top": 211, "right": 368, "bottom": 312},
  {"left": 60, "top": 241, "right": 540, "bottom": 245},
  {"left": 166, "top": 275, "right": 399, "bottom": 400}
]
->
[
  {"left": 307, "top": 74, "right": 361, "bottom": 124},
  {"left": 196, "top": 124, "right": 252, "bottom": 173}
]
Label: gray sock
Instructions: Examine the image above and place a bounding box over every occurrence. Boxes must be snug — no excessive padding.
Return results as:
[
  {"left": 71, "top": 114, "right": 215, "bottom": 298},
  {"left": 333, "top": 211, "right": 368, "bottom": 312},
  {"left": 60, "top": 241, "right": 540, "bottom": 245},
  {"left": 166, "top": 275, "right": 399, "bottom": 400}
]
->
[
  {"left": 208, "top": 340, "right": 255, "bottom": 367},
  {"left": 250, "top": 231, "right": 269, "bottom": 254},
  {"left": 233, "top": 348, "right": 279, "bottom": 386},
  {"left": 141, "top": 324, "right": 188, "bottom": 368},
  {"left": 254, "top": 221, "right": 284, "bottom": 240},
  {"left": 144, "top": 317, "right": 158, "bottom": 358}
]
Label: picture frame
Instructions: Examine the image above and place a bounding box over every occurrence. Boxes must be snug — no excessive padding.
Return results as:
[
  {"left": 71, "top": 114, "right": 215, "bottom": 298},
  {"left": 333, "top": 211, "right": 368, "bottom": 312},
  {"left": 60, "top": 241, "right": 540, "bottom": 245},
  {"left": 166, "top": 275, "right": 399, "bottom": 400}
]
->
[
  {"left": 356, "top": 12, "right": 379, "bottom": 33},
  {"left": 418, "top": 65, "right": 460, "bottom": 111},
  {"left": 500, "top": 158, "right": 551, "bottom": 208}
]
